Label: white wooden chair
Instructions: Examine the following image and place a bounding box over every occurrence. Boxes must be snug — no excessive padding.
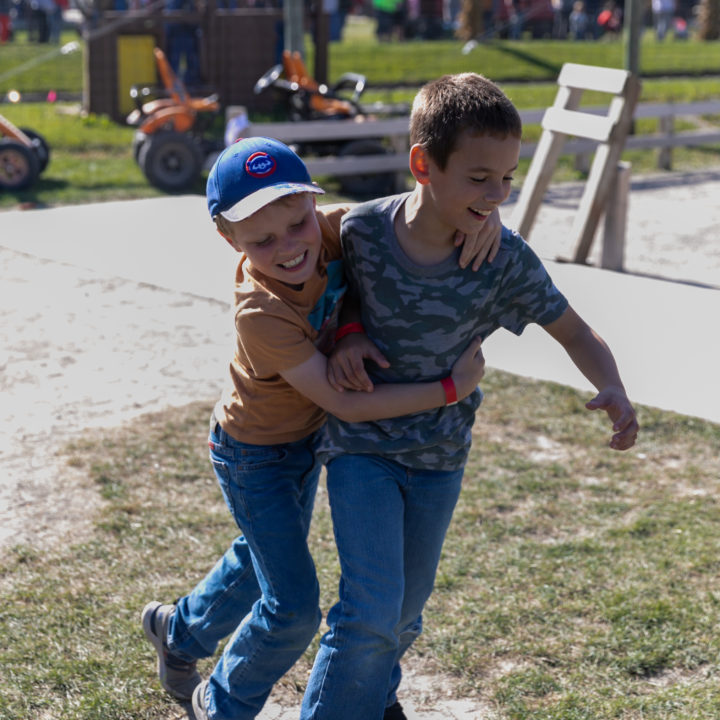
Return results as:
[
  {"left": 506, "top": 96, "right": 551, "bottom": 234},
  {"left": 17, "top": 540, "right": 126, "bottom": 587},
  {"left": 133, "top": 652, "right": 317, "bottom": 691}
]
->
[{"left": 510, "top": 63, "right": 641, "bottom": 265}]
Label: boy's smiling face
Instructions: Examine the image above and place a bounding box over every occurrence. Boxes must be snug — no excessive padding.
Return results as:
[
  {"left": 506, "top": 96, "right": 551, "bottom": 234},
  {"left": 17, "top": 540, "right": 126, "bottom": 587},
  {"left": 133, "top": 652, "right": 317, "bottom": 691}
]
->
[
  {"left": 424, "top": 130, "right": 521, "bottom": 238},
  {"left": 224, "top": 193, "right": 322, "bottom": 285}
]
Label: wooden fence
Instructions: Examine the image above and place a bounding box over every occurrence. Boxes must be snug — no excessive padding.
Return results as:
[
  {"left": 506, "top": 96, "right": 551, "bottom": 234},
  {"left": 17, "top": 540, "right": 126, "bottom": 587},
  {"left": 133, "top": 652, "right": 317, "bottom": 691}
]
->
[{"left": 246, "top": 99, "right": 720, "bottom": 181}]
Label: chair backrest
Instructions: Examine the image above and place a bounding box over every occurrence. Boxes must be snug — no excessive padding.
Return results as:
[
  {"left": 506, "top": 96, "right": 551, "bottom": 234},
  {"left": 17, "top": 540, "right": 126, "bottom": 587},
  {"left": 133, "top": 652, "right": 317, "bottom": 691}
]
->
[{"left": 510, "top": 62, "right": 641, "bottom": 263}]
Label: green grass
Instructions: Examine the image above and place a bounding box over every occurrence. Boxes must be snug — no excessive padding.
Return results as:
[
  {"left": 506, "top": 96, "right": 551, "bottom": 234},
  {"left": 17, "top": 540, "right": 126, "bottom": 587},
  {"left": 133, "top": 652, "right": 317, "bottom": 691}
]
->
[
  {"left": 0, "top": 33, "right": 83, "bottom": 95},
  {"left": 3, "top": 27, "right": 720, "bottom": 98},
  {"left": 0, "top": 373, "right": 719, "bottom": 719},
  {"left": 1, "top": 30, "right": 720, "bottom": 209},
  {"left": 325, "top": 31, "right": 720, "bottom": 84}
]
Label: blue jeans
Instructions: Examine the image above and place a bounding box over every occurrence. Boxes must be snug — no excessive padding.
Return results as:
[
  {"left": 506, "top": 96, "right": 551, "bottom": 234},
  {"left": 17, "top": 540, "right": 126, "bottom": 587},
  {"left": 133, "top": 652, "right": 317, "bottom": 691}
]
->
[
  {"left": 168, "top": 418, "right": 322, "bottom": 720},
  {"left": 301, "top": 454, "right": 464, "bottom": 720}
]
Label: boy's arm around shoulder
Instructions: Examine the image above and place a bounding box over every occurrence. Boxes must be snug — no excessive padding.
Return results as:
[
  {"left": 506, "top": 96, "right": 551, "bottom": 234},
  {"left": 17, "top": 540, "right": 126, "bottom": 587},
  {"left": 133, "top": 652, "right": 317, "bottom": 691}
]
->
[
  {"left": 280, "top": 339, "right": 485, "bottom": 424},
  {"left": 542, "top": 305, "right": 639, "bottom": 451},
  {"left": 317, "top": 202, "right": 358, "bottom": 231}
]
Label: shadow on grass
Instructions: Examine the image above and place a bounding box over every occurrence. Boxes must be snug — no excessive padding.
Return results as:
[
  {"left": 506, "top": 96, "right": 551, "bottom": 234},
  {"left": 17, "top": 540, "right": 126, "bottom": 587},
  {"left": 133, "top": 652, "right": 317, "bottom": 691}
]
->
[{"left": 493, "top": 43, "right": 562, "bottom": 76}]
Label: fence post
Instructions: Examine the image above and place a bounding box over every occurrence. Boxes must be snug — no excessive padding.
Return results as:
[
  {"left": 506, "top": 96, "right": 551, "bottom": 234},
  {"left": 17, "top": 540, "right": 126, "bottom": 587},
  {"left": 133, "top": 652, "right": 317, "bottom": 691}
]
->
[
  {"left": 658, "top": 114, "right": 674, "bottom": 170},
  {"left": 574, "top": 151, "right": 591, "bottom": 174},
  {"left": 601, "top": 161, "right": 631, "bottom": 271},
  {"left": 389, "top": 134, "right": 408, "bottom": 193}
]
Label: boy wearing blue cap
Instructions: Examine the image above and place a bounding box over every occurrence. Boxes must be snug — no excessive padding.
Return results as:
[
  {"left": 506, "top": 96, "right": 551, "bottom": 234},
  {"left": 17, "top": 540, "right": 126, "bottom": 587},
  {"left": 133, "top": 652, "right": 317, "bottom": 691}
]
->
[{"left": 140, "top": 136, "right": 496, "bottom": 720}]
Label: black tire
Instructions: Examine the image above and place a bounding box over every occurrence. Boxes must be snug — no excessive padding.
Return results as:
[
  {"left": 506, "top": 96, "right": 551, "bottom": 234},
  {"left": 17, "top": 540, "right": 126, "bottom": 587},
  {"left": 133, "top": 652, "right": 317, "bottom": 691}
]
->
[
  {"left": 137, "top": 131, "right": 204, "bottom": 193},
  {"left": 19, "top": 127, "right": 50, "bottom": 173},
  {"left": 0, "top": 140, "right": 40, "bottom": 191},
  {"left": 337, "top": 139, "right": 395, "bottom": 197},
  {"left": 132, "top": 131, "right": 147, "bottom": 163}
]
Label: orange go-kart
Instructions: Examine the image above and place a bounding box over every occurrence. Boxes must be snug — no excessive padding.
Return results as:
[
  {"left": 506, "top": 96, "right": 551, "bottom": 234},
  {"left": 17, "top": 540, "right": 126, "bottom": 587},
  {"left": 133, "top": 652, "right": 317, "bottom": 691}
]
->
[
  {"left": 0, "top": 114, "right": 50, "bottom": 191},
  {"left": 254, "top": 50, "right": 368, "bottom": 122},
  {"left": 252, "top": 51, "right": 406, "bottom": 196},
  {"left": 127, "top": 47, "right": 221, "bottom": 192}
]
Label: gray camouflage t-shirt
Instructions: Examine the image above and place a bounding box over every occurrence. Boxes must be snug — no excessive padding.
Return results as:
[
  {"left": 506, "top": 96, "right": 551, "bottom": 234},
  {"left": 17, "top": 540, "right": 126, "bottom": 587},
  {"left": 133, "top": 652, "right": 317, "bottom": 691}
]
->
[{"left": 317, "top": 193, "right": 569, "bottom": 471}]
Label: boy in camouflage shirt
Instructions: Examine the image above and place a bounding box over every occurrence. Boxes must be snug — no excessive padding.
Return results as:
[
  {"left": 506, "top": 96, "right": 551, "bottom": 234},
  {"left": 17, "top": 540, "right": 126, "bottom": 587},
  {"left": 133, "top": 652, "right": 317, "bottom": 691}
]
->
[{"left": 301, "top": 73, "right": 639, "bottom": 720}]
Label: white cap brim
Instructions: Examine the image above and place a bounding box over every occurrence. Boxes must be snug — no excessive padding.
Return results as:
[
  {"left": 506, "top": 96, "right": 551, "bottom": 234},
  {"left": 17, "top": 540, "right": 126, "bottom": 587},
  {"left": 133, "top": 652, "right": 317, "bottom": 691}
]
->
[{"left": 219, "top": 182, "right": 325, "bottom": 222}]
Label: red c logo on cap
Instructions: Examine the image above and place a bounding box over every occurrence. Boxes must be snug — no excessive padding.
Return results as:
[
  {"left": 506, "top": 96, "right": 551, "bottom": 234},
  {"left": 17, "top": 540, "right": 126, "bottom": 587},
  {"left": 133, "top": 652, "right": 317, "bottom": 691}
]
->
[{"left": 246, "top": 152, "right": 277, "bottom": 178}]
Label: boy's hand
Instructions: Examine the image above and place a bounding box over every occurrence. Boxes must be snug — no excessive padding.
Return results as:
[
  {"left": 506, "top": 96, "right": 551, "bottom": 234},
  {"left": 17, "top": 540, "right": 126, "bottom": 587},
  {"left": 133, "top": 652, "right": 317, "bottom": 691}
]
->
[
  {"left": 454, "top": 207, "right": 502, "bottom": 271},
  {"left": 327, "top": 333, "right": 390, "bottom": 393},
  {"left": 585, "top": 386, "right": 639, "bottom": 451},
  {"left": 450, "top": 336, "right": 485, "bottom": 399}
]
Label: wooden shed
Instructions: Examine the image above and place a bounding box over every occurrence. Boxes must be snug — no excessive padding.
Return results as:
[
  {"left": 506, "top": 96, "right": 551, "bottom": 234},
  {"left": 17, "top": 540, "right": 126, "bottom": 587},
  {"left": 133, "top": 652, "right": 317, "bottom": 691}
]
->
[{"left": 84, "top": 1, "right": 283, "bottom": 122}]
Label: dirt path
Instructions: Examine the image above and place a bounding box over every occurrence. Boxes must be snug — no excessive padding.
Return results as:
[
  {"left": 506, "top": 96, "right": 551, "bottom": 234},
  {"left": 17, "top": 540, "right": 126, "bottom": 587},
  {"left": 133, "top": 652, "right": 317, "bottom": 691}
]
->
[
  {"left": 0, "top": 247, "right": 231, "bottom": 547},
  {"left": 3, "top": 170, "right": 720, "bottom": 548},
  {"left": 2, "top": 172, "right": 719, "bottom": 718}
]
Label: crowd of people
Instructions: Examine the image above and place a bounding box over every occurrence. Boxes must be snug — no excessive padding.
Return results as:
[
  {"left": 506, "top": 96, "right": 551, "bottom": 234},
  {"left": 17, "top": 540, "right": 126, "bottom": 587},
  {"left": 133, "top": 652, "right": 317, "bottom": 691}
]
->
[
  {"left": 299, "top": 0, "right": 700, "bottom": 43},
  {"left": 0, "top": 0, "right": 699, "bottom": 47},
  {"left": 0, "top": 0, "right": 71, "bottom": 42},
  {"left": 428, "top": 0, "right": 695, "bottom": 42},
  {"left": 0, "top": 0, "right": 68, "bottom": 43}
]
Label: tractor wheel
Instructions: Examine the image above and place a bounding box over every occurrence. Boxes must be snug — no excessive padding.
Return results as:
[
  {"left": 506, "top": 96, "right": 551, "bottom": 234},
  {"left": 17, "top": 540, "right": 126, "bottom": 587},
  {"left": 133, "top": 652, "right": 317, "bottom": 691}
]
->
[
  {"left": 0, "top": 140, "right": 40, "bottom": 191},
  {"left": 138, "top": 131, "right": 204, "bottom": 193},
  {"left": 337, "top": 139, "right": 395, "bottom": 197},
  {"left": 132, "top": 131, "right": 147, "bottom": 163},
  {"left": 20, "top": 127, "right": 50, "bottom": 173}
]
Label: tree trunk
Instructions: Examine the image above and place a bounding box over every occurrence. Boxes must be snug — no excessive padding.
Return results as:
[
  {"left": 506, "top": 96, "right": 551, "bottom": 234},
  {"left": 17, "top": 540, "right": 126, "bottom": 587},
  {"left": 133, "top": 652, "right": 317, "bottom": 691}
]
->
[{"left": 698, "top": 0, "right": 720, "bottom": 40}]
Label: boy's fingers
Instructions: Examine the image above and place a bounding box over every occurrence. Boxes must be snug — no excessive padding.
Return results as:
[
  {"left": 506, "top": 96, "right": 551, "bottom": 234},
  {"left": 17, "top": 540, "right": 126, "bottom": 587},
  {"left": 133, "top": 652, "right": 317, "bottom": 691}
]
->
[
  {"left": 611, "top": 408, "right": 631, "bottom": 431},
  {"left": 340, "top": 357, "right": 368, "bottom": 392},
  {"left": 350, "top": 360, "right": 374, "bottom": 392},
  {"left": 474, "top": 233, "right": 501, "bottom": 270},
  {"left": 585, "top": 393, "right": 606, "bottom": 410},
  {"left": 486, "top": 242, "right": 500, "bottom": 264},
  {"left": 457, "top": 238, "right": 473, "bottom": 269},
  {"left": 611, "top": 426, "right": 639, "bottom": 450},
  {"left": 366, "top": 347, "right": 390, "bottom": 368},
  {"left": 470, "top": 246, "right": 490, "bottom": 272},
  {"left": 327, "top": 365, "right": 345, "bottom": 393}
]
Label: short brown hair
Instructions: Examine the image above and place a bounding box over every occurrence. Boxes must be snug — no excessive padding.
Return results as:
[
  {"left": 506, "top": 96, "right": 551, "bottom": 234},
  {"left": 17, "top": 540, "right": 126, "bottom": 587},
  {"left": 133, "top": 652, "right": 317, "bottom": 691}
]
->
[
  {"left": 213, "top": 213, "right": 235, "bottom": 237},
  {"left": 409, "top": 73, "right": 522, "bottom": 170}
]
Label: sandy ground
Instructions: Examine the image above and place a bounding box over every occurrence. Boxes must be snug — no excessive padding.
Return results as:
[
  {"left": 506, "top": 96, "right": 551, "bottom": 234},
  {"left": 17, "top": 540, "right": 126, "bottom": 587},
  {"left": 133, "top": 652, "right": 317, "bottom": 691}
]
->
[
  {"left": 1, "top": 170, "right": 719, "bottom": 719},
  {"left": 2, "top": 168, "right": 719, "bottom": 551}
]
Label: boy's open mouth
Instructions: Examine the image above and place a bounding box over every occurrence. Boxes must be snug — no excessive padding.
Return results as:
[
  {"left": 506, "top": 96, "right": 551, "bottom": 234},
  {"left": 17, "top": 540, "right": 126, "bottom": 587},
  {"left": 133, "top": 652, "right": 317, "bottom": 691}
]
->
[
  {"left": 469, "top": 207, "right": 491, "bottom": 219},
  {"left": 279, "top": 250, "right": 307, "bottom": 270}
]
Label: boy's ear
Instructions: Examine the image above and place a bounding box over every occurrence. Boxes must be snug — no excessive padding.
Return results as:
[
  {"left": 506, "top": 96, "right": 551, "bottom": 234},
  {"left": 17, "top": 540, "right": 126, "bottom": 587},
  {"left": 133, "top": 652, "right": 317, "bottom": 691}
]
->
[
  {"left": 409, "top": 144, "right": 431, "bottom": 185},
  {"left": 216, "top": 227, "right": 238, "bottom": 250}
]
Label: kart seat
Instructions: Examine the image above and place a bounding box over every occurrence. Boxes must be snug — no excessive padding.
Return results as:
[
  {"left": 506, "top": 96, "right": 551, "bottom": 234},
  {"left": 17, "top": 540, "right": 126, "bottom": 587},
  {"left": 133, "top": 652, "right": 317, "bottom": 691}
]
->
[{"left": 281, "top": 50, "right": 357, "bottom": 118}]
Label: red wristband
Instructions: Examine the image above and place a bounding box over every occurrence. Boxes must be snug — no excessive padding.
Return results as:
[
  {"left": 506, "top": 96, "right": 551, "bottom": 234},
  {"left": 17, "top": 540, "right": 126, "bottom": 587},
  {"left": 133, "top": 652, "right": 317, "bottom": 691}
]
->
[
  {"left": 440, "top": 376, "right": 458, "bottom": 405},
  {"left": 335, "top": 322, "right": 365, "bottom": 342}
]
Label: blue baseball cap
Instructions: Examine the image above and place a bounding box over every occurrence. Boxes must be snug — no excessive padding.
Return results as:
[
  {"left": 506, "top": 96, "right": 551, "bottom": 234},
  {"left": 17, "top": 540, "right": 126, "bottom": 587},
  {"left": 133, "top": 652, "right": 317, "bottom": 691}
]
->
[{"left": 207, "top": 136, "right": 324, "bottom": 222}]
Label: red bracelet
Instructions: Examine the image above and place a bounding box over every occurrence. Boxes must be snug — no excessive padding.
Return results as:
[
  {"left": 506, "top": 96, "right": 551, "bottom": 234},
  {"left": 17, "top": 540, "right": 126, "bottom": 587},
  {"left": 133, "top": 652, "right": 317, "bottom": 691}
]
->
[
  {"left": 335, "top": 322, "right": 365, "bottom": 342},
  {"left": 440, "top": 376, "right": 458, "bottom": 405}
]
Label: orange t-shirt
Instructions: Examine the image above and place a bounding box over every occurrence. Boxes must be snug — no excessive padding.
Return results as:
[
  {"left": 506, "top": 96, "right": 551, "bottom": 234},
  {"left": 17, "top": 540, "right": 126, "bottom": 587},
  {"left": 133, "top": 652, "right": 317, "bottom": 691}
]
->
[{"left": 214, "top": 205, "right": 349, "bottom": 446}]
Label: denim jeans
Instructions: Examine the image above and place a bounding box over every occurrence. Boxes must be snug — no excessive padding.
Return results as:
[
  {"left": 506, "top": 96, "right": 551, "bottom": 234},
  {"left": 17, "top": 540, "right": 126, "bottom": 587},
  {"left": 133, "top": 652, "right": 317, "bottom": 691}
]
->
[
  {"left": 301, "top": 454, "right": 464, "bottom": 720},
  {"left": 168, "top": 418, "right": 322, "bottom": 720}
]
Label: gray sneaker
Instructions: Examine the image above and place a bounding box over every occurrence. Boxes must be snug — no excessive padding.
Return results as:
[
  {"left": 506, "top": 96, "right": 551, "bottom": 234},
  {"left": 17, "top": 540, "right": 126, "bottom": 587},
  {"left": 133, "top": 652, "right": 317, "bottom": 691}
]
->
[
  {"left": 141, "top": 601, "right": 202, "bottom": 700},
  {"left": 192, "top": 679, "right": 210, "bottom": 720}
]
